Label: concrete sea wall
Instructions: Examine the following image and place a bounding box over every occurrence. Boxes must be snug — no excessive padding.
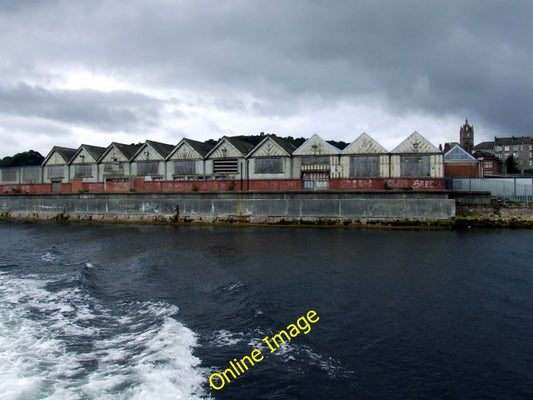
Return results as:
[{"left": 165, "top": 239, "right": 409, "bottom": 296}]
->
[{"left": 0, "top": 191, "right": 455, "bottom": 224}]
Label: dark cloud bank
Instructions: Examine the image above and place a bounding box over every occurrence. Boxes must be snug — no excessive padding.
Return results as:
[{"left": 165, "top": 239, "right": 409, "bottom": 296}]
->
[{"left": 0, "top": 0, "right": 532, "bottom": 156}]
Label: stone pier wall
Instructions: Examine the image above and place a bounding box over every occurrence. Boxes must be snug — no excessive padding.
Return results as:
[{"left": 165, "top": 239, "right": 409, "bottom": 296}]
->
[{"left": 0, "top": 191, "right": 455, "bottom": 224}]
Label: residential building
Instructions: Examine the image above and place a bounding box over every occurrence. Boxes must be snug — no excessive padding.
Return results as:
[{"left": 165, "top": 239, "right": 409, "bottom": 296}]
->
[
  {"left": 473, "top": 151, "right": 502, "bottom": 176},
  {"left": 472, "top": 141, "right": 494, "bottom": 155},
  {"left": 493, "top": 136, "right": 533, "bottom": 173}
]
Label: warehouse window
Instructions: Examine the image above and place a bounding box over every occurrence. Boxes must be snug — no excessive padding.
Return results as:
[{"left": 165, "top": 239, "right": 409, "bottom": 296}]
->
[
  {"left": 400, "top": 155, "right": 431, "bottom": 177},
  {"left": 137, "top": 162, "right": 159, "bottom": 176},
  {"left": 174, "top": 160, "right": 196, "bottom": 175},
  {"left": 74, "top": 164, "right": 92, "bottom": 178},
  {"left": 48, "top": 166, "right": 64, "bottom": 178},
  {"left": 104, "top": 163, "right": 124, "bottom": 173},
  {"left": 350, "top": 156, "right": 380, "bottom": 177},
  {"left": 1, "top": 168, "right": 17, "bottom": 182},
  {"left": 255, "top": 158, "right": 283, "bottom": 174},
  {"left": 21, "top": 167, "right": 40, "bottom": 183}
]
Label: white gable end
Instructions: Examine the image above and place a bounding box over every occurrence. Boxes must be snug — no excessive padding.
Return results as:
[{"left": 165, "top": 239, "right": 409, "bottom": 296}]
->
[
  {"left": 208, "top": 140, "right": 243, "bottom": 158},
  {"left": 169, "top": 142, "right": 202, "bottom": 160},
  {"left": 342, "top": 133, "right": 388, "bottom": 154},
  {"left": 391, "top": 132, "right": 439, "bottom": 153},
  {"left": 100, "top": 146, "right": 129, "bottom": 163},
  {"left": 132, "top": 143, "right": 164, "bottom": 161},
  {"left": 71, "top": 148, "right": 96, "bottom": 164},
  {"left": 45, "top": 151, "right": 67, "bottom": 165},
  {"left": 293, "top": 134, "right": 340, "bottom": 156},
  {"left": 250, "top": 138, "right": 289, "bottom": 157}
]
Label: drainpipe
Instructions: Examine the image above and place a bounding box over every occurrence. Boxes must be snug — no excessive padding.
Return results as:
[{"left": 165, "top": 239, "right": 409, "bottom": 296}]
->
[{"left": 246, "top": 158, "right": 249, "bottom": 191}]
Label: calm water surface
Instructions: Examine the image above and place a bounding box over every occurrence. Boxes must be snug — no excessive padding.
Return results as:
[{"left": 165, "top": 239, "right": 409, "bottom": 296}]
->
[{"left": 0, "top": 221, "right": 532, "bottom": 399}]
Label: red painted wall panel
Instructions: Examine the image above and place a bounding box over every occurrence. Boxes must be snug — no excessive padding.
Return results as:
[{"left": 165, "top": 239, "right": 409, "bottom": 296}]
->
[
  {"left": 247, "top": 179, "right": 302, "bottom": 191},
  {"left": 105, "top": 181, "right": 130, "bottom": 192},
  {"left": 329, "top": 178, "right": 445, "bottom": 190},
  {"left": 445, "top": 163, "right": 480, "bottom": 178},
  {"left": 82, "top": 183, "right": 105, "bottom": 192},
  {"left": 1, "top": 184, "right": 52, "bottom": 194},
  {"left": 1, "top": 178, "right": 445, "bottom": 194},
  {"left": 71, "top": 180, "right": 83, "bottom": 193},
  {"left": 329, "top": 179, "right": 385, "bottom": 190}
]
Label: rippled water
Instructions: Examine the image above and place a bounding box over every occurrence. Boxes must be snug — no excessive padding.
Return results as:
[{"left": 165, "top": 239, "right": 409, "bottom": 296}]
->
[{"left": 0, "top": 222, "right": 532, "bottom": 399}]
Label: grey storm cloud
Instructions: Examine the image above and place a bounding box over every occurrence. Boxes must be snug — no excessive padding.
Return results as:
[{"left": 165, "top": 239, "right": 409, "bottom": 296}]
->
[
  {"left": 0, "top": 83, "right": 162, "bottom": 131},
  {"left": 1, "top": 0, "right": 532, "bottom": 150}
]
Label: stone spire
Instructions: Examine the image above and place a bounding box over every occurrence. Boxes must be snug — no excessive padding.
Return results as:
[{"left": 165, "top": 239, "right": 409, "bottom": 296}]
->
[{"left": 460, "top": 119, "right": 474, "bottom": 154}]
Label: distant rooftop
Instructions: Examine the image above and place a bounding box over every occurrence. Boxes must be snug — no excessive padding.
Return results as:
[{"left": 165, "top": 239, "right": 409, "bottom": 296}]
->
[
  {"left": 494, "top": 136, "right": 533, "bottom": 145},
  {"left": 473, "top": 141, "right": 494, "bottom": 151}
]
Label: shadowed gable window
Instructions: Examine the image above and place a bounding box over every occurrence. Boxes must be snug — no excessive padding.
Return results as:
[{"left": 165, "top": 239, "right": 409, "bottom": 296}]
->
[
  {"left": 104, "top": 163, "right": 124, "bottom": 173},
  {"left": 400, "top": 155, "right": 431, "bottom": 177},
  {"left": 255, "top": 158, "right": 284, "bottom": 174},
  {"left": 301, "top": 156, "right": 330, "bottom": 165},
  {"left": 137, "top": 161, "right": 159, "bottom": 176},
  {"left": 74, "top": 164, "right": 92, "bottom": 178},
  {"left": 48, "top": 165, "right": 64, "bottom": 178},
  {"left": 350, "top": 156, "right": 380, "bottom": 177},
  {"left": 173, "top": 160, "right": 196, "bottom": 174}
]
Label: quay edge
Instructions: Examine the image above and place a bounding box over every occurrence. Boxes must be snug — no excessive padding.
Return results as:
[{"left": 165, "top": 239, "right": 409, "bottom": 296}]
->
[{"left": 1, "top": 190, "right": 457, "bottom": 227}]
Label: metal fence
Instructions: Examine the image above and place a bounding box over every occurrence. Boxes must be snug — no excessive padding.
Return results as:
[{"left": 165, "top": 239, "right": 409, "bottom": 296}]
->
[{"left": 450, "top": 177, "right": 533, "bottom": 203}]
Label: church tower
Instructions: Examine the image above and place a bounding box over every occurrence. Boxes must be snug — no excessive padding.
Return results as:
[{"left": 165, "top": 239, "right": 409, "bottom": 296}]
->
[{"left": 460, "top": 119, "right": 474, "bottom": 154}]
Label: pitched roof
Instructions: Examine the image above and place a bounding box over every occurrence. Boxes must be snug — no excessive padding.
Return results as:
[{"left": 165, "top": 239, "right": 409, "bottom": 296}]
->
[
  {"left": 114, "top": 143, "right": 143, "bottom": 160},
  {"left": 472, "top": 141, "right": 494, "bottom": 151},
  {"left": 224, "top": 136, "right": 255, "bottom": 155},
  {"left": 135, "top": 140, "right": 175, "bottom": 159},
  {"left": 494, "top": 136, "right": 533, "bottom": 145},
  {"left": 391, "top": 131, "right": 440, "bottom": 153},
  {"left": 98, "top": 142, "right": 143, "bottom": 163},
  {"left": 167, "top": 138, "right": 213, "bottom": 160},
  {"left": 247, "top": 134, "right": 296, "bottom": 157},
  {"left": 293, "top": 134, "right": 341, "bottom": 156},
  {"left": 42, "top": 146, "right": 78, "bottom": 165},
  {"left": 182, "top": 138, "right": 214, "bottom": 157},
  {"left": 267, "top": 135, "right": 297, "bottom": 155},
  {"left": 205, "top": 136, "right": 255, "bottom": 158},
  {"left": 341, "top": 132, "right": 387, "bottom": 154},
  {"left": 473, "top": 150, "right": 500, "bottom": 160},
  {"left": 82, "top": 145, "right": 106, "bottom": 160},
  {"left": 70, "top": 144, "right": 106, "bottom": 164},
  {"left": 444, "top": 144, "right": 477, "bottom": 162}
]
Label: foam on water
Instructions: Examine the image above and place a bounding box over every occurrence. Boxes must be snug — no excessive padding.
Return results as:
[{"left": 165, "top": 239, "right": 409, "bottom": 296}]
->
[
  {"left": 245, "top": 328, "right": 354, "bottom": 380},
  {"left": 0, "top": 271, "right": 210, "bottom": 400},
  {"left": 209, "top": 330, "right": 245, "bottom": 347}
]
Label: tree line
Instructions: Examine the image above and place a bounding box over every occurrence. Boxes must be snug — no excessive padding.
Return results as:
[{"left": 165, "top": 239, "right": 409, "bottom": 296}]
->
[{"left": 0, "top": 150, "right": 45, "bottom": 167}]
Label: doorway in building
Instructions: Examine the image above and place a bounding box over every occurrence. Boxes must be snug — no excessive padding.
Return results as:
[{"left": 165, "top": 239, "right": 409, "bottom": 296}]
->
[
  {"left": 51, "top": 181, "right": 62, "bottom": 193},
  {"left": 302, "top": 172, "right": 329, "bottom": 190}
]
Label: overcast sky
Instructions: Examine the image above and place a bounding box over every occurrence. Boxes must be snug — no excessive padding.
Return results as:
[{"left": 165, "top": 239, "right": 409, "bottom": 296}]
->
[{"left": 1, "top": 0, "right": 532, "bottom": 158}]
